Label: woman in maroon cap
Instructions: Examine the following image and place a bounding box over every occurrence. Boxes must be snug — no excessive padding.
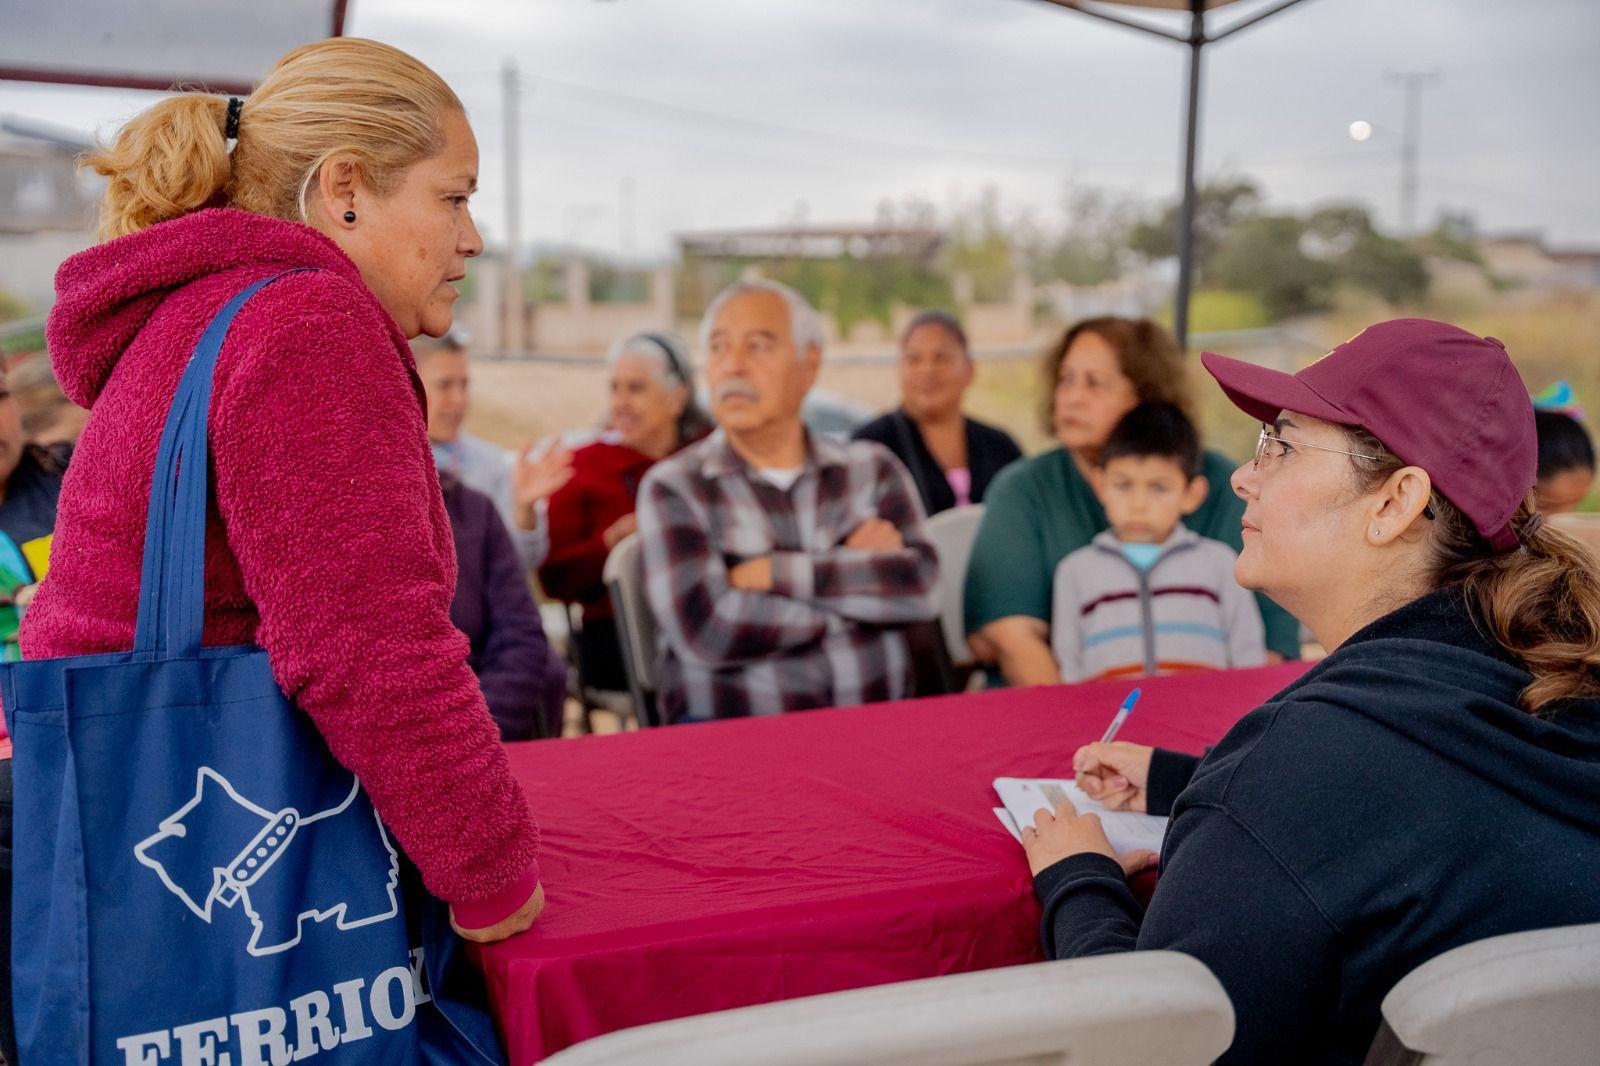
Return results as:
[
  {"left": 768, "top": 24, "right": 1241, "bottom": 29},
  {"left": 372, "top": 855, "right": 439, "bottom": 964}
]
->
[{"left": 1019, "top": 319, "right": 1600, "bottom": 1065}]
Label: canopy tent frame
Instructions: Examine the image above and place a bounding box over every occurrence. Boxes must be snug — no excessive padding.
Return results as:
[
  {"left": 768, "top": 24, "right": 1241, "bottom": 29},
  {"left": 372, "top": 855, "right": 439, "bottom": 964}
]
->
[
  {"left": 4, "top": 0, "right": 1320, "bottom": 348},
  {"left": 0, "top": 1, "right": 351, "bottom": 96},
  {"left": 1034, "top": 0, "right": 1317, "bottom": 347}
]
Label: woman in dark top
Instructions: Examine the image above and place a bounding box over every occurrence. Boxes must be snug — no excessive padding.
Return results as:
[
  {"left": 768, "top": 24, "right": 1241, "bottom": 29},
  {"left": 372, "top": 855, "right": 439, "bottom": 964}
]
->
[
  {"left": 440, "top": 473, "right": 566, "bottom": 740},
  {"left": 1020, "top": 319, "right": 1600, "bottom": 1065},
  {"left": 852, "top": 310, "right": 1021, "bottom": 516}
]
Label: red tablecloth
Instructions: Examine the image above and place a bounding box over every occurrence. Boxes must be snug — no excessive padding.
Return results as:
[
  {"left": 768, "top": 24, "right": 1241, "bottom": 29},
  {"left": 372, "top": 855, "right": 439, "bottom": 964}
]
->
[{"left": 476, "top": 663, "right": 1311, "bottom": 1063}]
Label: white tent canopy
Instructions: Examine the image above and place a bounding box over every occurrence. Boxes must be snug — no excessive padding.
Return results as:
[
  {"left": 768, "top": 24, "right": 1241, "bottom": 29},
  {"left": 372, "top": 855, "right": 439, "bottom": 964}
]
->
[{"left": 0, "top": 0, "right": 348, "bottom": 95}]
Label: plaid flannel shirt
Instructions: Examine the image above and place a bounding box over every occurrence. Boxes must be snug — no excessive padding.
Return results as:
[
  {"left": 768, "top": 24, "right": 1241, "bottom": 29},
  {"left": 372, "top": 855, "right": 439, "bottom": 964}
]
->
[{"left": 636, "top": 428, "right": 940, "bottom": 722}]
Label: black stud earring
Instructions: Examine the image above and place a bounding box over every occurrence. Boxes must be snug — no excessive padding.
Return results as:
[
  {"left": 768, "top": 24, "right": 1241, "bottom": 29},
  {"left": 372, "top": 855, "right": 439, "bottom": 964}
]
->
[{"left": 343, "top": 210, "right": 357, "bottom": 224}]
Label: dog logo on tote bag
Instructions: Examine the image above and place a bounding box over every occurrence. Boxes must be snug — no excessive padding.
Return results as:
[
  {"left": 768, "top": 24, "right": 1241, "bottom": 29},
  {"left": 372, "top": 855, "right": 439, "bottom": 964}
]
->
[{"left": 134, "top": 767, "right": 401, "bottom": 956}]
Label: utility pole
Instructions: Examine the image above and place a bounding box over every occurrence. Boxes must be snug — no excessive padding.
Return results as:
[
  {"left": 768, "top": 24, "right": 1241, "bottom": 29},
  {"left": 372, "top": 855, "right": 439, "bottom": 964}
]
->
[
  {"left": 502, "top": 59, "right": 525, "bottom": 354},
  {"left": 1172, "top": 0, "right": 1205, "bottom": 351},
  {"left": 620, "top": 176, "right": 636, "bottom": 259},
  {"left": 1386, "top": 70, "right": 1440, "bottom": 235}
]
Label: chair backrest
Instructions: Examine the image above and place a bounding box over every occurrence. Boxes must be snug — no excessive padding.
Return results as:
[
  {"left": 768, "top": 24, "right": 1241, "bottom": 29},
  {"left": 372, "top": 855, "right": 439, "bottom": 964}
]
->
[
  {"left": 543, "top": 951, "right": 1235, "bottom": 1066},
  {"left": 1365, "top": 922, "right": 1600, "bottom": 1066},
  {"left": 923, "top": 505, "right": 985, "bottom": 667},
  {"left": 602, "top": 532, "right": 659, "bottom": 726}
]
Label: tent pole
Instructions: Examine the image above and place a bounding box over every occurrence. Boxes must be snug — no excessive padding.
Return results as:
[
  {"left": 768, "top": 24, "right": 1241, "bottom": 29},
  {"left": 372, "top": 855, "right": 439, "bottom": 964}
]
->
[{"left": 1173, "top": 0, "right": 1205, "bottom": 350}]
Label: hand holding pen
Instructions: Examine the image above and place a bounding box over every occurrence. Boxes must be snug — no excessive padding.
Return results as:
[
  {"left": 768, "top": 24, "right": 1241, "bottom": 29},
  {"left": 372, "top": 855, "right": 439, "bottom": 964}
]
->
[{"left": 1073, "top": 689, "right": 1155, "bottom": 813}]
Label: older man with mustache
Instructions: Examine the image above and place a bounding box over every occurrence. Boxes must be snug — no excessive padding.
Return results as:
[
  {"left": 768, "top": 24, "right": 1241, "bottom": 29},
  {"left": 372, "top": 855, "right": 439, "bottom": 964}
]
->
[{"left": 635, "top": 280, "right": 940, "bottom": 722}]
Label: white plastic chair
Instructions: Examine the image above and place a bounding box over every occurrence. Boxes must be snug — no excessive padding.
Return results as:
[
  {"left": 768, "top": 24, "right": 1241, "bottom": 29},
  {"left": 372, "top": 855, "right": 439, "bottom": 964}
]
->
[
  {"left": 1364, "top": 922, "right": 1600, "bottom": 1066},
  {"left": 923, "top": 504, "right": 985, "bottom": 671},
  {"left": 543, "top": 952, "right": 1235, "bottom": 1066},
  {"left": 602, "top": 532, "right": 659, "bottom": 727}
]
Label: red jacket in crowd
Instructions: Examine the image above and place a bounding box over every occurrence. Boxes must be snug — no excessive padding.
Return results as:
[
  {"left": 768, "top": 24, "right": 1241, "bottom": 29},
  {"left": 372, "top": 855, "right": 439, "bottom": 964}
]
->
[{"left": 538, "top": 438, "right": 659, "bottom": 619}]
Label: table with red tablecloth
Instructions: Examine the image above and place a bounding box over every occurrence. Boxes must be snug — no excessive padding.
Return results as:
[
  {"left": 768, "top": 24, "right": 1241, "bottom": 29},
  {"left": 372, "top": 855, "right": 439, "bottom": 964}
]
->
[{"left": 474, "top": 662, "right": 1312, "bottom": 1063}]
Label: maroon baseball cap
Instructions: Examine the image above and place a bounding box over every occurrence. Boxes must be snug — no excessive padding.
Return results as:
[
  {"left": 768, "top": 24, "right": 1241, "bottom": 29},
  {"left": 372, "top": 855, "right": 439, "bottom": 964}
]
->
[{"left": 1201, "top": 318, "right": 1536, "bottom": 553}]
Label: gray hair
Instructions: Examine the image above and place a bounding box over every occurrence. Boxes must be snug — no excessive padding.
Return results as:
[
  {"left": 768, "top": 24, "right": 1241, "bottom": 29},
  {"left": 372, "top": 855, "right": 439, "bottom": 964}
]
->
[
  {"left": 697, "top": 279, "right": 825, "bottom": 360},
  {"left": 605, "top": 332, "right": 692, "bottom": 390}
]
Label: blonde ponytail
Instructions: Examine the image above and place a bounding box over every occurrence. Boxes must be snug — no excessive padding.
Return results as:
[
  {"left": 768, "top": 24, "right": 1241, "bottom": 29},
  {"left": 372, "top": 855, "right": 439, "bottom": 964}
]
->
[
  {"left": 82, "top": 38, "right": 462, "bottom": 242},
  {"left": 85, "top": 94, "right": 233, "bottom": 240}
]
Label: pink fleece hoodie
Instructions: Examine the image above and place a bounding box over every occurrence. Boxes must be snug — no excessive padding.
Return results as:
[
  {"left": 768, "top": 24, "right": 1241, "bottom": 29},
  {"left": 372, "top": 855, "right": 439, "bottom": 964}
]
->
[{"left": 27, "top": 208, "right": 539, "bottom": 927}]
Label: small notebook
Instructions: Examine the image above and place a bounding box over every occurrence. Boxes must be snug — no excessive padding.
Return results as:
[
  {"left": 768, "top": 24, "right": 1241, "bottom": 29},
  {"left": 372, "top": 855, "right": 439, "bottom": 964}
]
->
[{"left": 992, "top": 777, "right": 1169, "bottom": 855}]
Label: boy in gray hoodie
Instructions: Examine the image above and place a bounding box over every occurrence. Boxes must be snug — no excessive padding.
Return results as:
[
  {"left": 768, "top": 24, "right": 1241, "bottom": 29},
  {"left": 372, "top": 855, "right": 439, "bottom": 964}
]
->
[{"left": 1051, "top": 402, "right": 1265, "bottom": 682}]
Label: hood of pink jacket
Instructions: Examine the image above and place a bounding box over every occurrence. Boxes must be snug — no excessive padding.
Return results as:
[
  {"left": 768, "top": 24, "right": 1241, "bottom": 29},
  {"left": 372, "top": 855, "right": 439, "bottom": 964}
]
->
[{"left": 47, "top": 208, "right": 395, "bottom": 409}]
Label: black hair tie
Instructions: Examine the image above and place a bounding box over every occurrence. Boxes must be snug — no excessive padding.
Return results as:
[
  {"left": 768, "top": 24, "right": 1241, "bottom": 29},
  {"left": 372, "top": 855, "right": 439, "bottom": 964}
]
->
[
  {"left": 645, "top": 333, "right": 691, "bottom": 388},
  {"left": 224, "top": 97, "right": 243, "bottom": 141}
]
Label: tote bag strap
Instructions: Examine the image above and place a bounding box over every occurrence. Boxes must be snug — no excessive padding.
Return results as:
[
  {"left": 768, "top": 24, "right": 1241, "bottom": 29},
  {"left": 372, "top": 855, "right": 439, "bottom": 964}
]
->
[{"left": 132, "top": 270, "right": 310, "bottom": 659}]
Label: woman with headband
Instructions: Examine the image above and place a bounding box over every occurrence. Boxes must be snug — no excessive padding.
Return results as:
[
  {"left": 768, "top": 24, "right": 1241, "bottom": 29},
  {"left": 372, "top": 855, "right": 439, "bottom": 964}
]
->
[
  {"left": 1020, "top": 320, "right": 1600, "bottom": 1064},
  {"left": 540, "top": 332, "right": 711, "bottom": 695}
]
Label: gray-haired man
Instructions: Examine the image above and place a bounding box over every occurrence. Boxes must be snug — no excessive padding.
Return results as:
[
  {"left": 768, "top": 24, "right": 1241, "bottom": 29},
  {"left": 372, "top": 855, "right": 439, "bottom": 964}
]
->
[{"left": 636, "top": 281, "right": 940, "bottom": 722}]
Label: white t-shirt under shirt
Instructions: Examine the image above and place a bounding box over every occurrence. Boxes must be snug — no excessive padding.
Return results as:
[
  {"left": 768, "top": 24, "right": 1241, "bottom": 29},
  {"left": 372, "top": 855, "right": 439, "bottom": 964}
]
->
[{"left": 757, "top": 467, "right": 804, "bottom": 492}]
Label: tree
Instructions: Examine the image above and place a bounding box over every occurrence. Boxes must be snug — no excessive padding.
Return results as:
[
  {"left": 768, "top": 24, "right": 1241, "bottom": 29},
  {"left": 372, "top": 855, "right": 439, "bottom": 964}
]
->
[
  {"left": 1208, "top": 215, "right": 1336, "bottom": 320},
  {"left": 1306, "top": 204, "right": 1429, "bottom": 306},
  {"left": 1128, "top": 178, "right": 1261, "bottom": 279},
  {"left": 1025, "top": 184, "right": 1139, "bottom": 286},
  {"left": 1417, "top": 210, "right": 1484, "bottom": 265},
  {"left": 942, "top": 186, "right": 1017, "bottom": 303}
]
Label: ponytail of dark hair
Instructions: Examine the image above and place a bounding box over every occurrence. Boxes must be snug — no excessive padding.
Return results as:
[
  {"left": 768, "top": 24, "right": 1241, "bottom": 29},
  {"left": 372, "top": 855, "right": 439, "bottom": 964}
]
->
[{"left": 1344, "top": 426, "right": 1600, "bottom": 714}]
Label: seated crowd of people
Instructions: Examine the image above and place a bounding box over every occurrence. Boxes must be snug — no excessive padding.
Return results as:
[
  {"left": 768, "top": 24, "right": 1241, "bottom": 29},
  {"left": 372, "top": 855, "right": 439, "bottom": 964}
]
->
[
  {"left": 10, "top": 271, "right": 1594, "bottom": 736},
  {"left": 397, "top": 278, "right": 1597, "bottom": 730},
  {"left": 9, "top": 40, "right": 1600, "bottom": 1066}
]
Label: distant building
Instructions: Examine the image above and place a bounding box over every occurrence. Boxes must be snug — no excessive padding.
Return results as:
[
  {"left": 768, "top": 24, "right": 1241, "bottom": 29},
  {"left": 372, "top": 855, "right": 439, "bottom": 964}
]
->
[
  {"left": 0, "top": 116, "right": 100, "bottom": 311},
  {"left": 1479, "top": 233, "right": 1600, "bottom": 293},
  {"left": 674, "top": 223, "right": 1036, "bottom": 348},
  {"left": 678, "top": 224, "right": 943, "bottom": 264}
]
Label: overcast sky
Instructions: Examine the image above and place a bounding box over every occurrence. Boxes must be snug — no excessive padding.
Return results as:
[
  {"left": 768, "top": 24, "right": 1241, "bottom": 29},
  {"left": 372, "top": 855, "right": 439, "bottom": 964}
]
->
[{"left": 4, "top": 0, "right": 1597, "bottom": 259}]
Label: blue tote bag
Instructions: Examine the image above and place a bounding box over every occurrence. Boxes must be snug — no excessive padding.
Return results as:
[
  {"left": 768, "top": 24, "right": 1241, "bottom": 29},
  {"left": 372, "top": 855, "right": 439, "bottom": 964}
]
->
[{"left": 0, "top": 273, "right": 507, "bottom": 1064}]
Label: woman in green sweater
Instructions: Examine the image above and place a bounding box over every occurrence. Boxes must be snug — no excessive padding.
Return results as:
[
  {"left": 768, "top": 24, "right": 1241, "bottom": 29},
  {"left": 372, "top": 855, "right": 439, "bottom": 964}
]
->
[{"left": 965, "top": 316, "right": 1299, "bottom": 686}]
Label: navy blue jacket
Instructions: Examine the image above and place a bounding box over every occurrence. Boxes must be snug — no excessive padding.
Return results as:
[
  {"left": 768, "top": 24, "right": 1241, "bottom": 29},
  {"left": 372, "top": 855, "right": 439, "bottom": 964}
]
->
[
  {"left": 441, "top": 474, "right": 566, "bottom": 741},
  {"left": 1034, "top": 587, "right": 1600, "bottom": 1065}
]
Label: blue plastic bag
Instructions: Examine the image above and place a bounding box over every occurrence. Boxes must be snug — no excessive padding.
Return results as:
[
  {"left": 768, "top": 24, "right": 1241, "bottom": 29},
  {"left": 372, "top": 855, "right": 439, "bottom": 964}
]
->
[{"left": 0, "top": 273, "right": 506, "bottom": 1064}]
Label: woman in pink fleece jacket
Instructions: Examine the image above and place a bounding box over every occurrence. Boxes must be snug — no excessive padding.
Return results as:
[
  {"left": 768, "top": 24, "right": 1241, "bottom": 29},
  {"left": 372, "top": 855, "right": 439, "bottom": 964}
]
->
[{"left": 25, "top": 39, "right": 544, "bottom": 945}]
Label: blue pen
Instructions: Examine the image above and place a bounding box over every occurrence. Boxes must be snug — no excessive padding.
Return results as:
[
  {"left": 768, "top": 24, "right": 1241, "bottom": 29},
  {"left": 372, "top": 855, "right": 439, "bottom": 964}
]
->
[{"left": 1100, "top": 688, "right": 1142, "bottom": 744}]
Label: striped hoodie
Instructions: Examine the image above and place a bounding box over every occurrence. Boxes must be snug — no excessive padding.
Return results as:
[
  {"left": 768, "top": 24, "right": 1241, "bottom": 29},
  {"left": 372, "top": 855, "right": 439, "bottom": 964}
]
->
[{"left": 1050, "top": 525, "right": 1266, "bottom": 682}]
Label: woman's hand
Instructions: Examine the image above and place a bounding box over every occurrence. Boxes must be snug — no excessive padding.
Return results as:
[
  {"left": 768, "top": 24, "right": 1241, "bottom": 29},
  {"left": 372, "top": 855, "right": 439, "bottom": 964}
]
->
[
  {"left": 451, "top": 882, "right": 546, "bottom": 944},
  {"left": 1021, "top": 799, "right": 1157, "bottom": 878},
  {"left": 728, "top": 557, "right": 773, "bottom": 592},
  {"left": 975, "top": 616, "right": 1061, "bottom": 687},
  {"left": 513, "top": 442, "right": 575, "bottom": 530},
  {"left": 1072, "top": 741, "right": 1155, "bottom": 812},
  {"left": 602, "top": 513, "right": 639, "bottom": 550}
]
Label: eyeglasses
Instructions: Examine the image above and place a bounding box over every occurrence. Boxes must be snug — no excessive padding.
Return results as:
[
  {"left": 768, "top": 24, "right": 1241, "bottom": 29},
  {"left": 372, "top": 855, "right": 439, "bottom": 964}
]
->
[
  {"left": 1253, "top": 425, "right": 1436, "bottom": 519},
  {"left": 1253, "top": 426, "right": 1381, "bottom": 470}
]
